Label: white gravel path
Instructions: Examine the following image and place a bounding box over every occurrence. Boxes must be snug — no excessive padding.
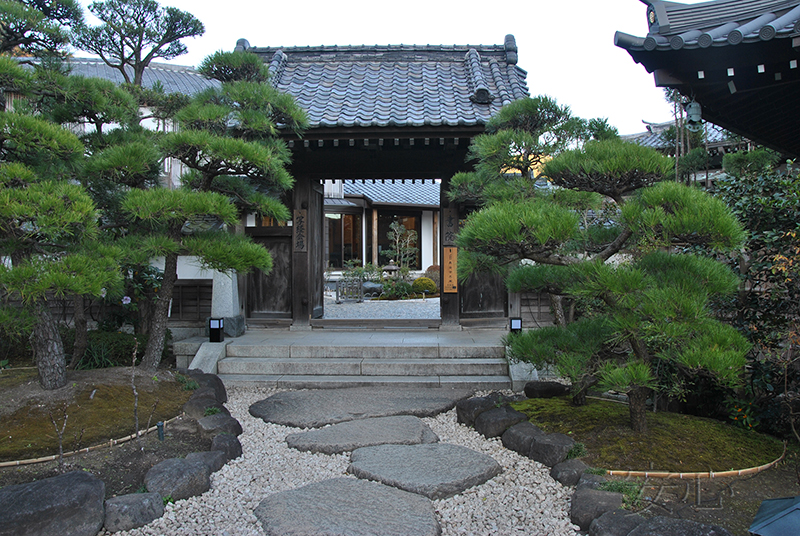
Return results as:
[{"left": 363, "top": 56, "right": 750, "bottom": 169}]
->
[{"left": 110, "top": 384, "right": 579, "bottom": 536}]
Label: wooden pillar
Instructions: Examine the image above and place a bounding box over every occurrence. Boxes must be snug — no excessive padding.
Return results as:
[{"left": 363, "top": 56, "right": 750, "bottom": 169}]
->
[
  {"left": 432, "top": 211, "right": 439, "bottom": 267},
  {"left": 439, "top": 179, "right": 460, "bottom": 329},
  {"left": 291, "top": 178, "right": 312, "bottom": 329}
]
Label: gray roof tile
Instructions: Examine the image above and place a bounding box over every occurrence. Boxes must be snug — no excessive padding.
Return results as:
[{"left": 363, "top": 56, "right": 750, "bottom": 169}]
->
[
  {"left": 615, "top": 0, "right": 800, "bottom": 51},
  {"left": 248, "top": 38, "right": 529, "bottom": 130},
  {"left": 64, "top": 58, "right": 219, "bottom": 95},
  {"left": 343, "top": 180, "right": 440, "bottom": 207}
]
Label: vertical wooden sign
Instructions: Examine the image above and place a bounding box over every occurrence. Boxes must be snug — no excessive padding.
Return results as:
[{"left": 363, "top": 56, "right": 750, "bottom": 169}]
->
[
  {"left": 442, "top": 207, "right": 458, "bottom": 246},
  {"left": 443, "top": 246, "right": 458, "bottom": 293},
  {"left": 293, "top": 209, "right": 307, "bottom": 252}
]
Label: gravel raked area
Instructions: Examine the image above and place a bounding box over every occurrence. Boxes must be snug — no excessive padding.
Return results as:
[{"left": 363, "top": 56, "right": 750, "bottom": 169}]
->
[
  {"left": 323, "top": 296, "right": 441, "bottom": 319},
  {"left": 109, "top": 383, "right": 579, "bottom": 536}
]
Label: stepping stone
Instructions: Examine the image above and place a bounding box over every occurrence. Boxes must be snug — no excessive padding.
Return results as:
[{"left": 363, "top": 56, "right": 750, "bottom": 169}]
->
[
  {"left": 249, "top": 386, "right": 472, "bottom": 428},
  {"left": 348, "top": 443, "right": 502, "bottom": 499},
  {"left": 286, "top": 415, "right": 439, "bottom": 454},
  {"left": 254, "top": 477, "right": 440, "bottom": 536}
]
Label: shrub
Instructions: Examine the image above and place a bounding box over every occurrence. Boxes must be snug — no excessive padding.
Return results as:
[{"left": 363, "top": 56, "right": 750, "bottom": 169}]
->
[
  {"left": 412, "top": 276, "right": 437, "bottom": 295},
  {"left": 424, "top": 265, "right": 441, "bottom": 293},
  {"left": 61, "top": 329, "right": 171, "bottom": 369},
  {"left": 382, "top": 279, "right": 413, "bottom": 300}
]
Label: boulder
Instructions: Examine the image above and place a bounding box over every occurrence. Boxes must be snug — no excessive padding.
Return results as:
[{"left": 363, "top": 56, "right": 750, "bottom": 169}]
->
[
  {"left": 577, "top": 473, "right": 608, "bottom": 490},
  {"left": 628, "top": 516, "right": 734, "bottom": 536},
  {"left": 524, "top": 381, "right": 570, "bottom": 399},
  {"left": 456, "top": 393, "right": 516, "bottom": 426},
  {"left": 473, "top": 406, "right": 529, "bottom": 438},
  {"left": 186, "top": 371, "right": 227, "bottom": 403},
  {"left": 570, "top": 488, "right": 624, "bottom": 532},
  {"left": 185, "top": 450, "right": 228, "bottom": 474},
  {"left": 144, "top": 458, "right": 211, "bottom": 501},
  {"left": 362, "top": 281, "right": 383, "bottom": 297},
  {"left": 211, "top": 433, "right": 243, "bottom": 461},
  {"left": 104, "top": 492, "right": 164, "bottom": 533},
  {"left": 0, "top": 471, "right": 105, "bottom": 536},
  {"left": 197, "top": 413, "right": 242, "bottom": 437},
  {"left": 550, "top": 458, "right": 589, "bottom": 486},
  {"left": 182, "top": 396, "right": 229, "bottom": 420},
  {"left": 589, "top": 509, "right": 646, "bottom": 536},
  {"left": 501, "top": 421, "right": 546, "bottom": 455},
  {"left": 528, "top": 432, "right": 575, "bottom": 467}
]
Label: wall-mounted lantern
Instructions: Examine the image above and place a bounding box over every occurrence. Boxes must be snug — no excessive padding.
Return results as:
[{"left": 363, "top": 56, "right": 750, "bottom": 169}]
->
[
  {"left": 509, "top": 317, "right": 522, "bottom": 335},
  {"left": 685, "top": 101, "right": 702, "bottom": 132}
]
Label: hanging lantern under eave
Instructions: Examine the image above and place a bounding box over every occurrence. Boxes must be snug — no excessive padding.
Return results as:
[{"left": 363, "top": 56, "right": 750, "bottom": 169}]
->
[{"left": 686, "top": 101, "right": 702, "bottom": 132}]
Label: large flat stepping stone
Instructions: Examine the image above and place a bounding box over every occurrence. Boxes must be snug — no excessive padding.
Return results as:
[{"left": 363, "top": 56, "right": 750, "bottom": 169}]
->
[
  {"left": 348, "top": 443, "right": 502, "bottom": 499},
  {"left": 254, "top": 477, "right": 440, "bottom": 536},
  {"left": 250, "top": 386, "right": 472, "bottom": 428},
  {"left": 286, "top": 415, "right": 439, "bottom": 454}
]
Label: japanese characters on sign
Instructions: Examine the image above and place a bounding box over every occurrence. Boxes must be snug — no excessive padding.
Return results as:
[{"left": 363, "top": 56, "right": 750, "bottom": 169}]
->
[
  {"left": 442, "top": 207, "right": 458, "bottom": 246},
  {"left": 293, "top": 209, "right": 307, "bottom": 252},
  {"left": 443, "top": 246, "right": 458, "bottom": 293}
]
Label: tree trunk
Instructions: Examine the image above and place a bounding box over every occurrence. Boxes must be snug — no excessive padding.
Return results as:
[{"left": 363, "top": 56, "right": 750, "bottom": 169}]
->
[
  {"left": 572, "top": 375, "right": 598, "bottom": 406},
  {"left": 550, "top": 294, "right": 567, "bottom": 327},
  {"left": 139, "top": 252, "right": 179, "bottom": 372},
  {"left": 628, "top": 387, "right": 651, "bottom": 433},
  {"left": 34, "top": 299, "right": 67, "bottom": 390},
  {"left": 68, "top": 295, "right": 88, "bottom": 369}
]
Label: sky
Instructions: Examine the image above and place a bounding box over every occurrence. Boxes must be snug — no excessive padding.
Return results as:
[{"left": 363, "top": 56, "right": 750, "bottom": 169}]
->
[{"left": 77, "top": 0, "right": 700, "bottom": 135}]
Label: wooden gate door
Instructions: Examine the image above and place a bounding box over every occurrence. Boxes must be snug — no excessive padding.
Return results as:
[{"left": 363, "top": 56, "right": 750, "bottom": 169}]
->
[{"left": 246, "top": 232, "right": 292, "bottom": 318}]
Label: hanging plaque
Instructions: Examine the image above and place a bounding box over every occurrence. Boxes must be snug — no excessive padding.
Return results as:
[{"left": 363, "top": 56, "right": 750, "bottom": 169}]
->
[{"left": 443, "top": 246, "right": 458, "bottom": 293}]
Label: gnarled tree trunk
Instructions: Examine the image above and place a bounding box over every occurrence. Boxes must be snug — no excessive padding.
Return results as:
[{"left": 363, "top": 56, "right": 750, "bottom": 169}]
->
[
  {"left": 572, "top": 374, "right": 598, "bottom": 406},
  {"left": 139, "top": 252, "right": 179, "bottom": 372},
  {"left": 68, "top": 294, "right": 88, "bottom": 369},
  {"left": 33, "top": 299, "right": 67, "bottom": 390}
]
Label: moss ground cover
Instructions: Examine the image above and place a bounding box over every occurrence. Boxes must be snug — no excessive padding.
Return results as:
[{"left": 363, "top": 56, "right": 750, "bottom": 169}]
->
[
  {"left": 511, "top": 397, "right": 784, "bottom": 472},
  {"left": 0, "top": 370, "right": 192, "bottom": 463}
]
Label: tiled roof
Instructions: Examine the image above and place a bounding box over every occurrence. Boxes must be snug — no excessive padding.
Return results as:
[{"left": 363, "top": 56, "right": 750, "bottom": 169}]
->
[
  {"left": 343, "top": 180, "right": 440, "bottom": 208},
  {"left": 63, "top": 58, "right": 219, "bottom": 95},
  {"left": 615, "top": 0, "right": 800, "bottom": 51},
  {"left": 239, "top": 36, "right": 529, "bottom": 130},
  {"left": 622, "top": 121, "right": 731, "bottom": 150}
]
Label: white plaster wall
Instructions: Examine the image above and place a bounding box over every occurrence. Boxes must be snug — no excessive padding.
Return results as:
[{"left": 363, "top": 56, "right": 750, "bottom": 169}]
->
[
  {"left": 421, "top": 210, "right": 435, "bottom": 270},
  {"left": 151, "top": 256, "right": 214, "bottom": 280}
]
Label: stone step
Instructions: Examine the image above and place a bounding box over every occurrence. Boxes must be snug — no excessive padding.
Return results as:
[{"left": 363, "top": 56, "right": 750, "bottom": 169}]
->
[
  {"left": 224, "top": 344, "right": 505, "bottom": 359},
  {"left": 216, "top": 357, "right": 508, "bottom": 377},
  {"left": 215, "top": 374, "right": 512, "bottom": 390}
]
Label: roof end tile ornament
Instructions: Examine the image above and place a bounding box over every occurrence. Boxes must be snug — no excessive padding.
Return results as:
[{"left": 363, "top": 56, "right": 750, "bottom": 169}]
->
[
  {"left": 234, "top": 38, "right": 250, "bottom": 52},
  {"left": 268, "top": 50, "right": 288, "bottom": 87},
  {"left": 504, "top": 34, "right": 518, "bottom": 65},
  {"left": 465, "top": 48, "right": 494, "bottom": 105}
]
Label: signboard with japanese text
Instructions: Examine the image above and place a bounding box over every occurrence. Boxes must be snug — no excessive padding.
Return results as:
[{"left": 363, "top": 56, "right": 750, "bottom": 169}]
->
[
  {"left": 443, "top": 246, "right": 458, "bottom": 293},
  {"left": 293, "top": 209, "right": 307, "bottom": 252},
  {"left": 442, "top": 208, "right": 458, "bottom": 246}
]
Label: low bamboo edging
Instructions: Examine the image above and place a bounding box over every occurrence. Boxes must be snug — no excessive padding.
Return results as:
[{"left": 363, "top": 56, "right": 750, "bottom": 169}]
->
[
  {"left": 0, "top": 415, "right": 183, "bottom": 468},
  {"left": 605, "top": 442, "right": 787, "bottom": 479}
]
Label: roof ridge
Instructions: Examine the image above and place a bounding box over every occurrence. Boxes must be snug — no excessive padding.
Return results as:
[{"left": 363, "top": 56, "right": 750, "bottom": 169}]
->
[{"left": 465, "top": 49, "right": 493, "bottom": 104}]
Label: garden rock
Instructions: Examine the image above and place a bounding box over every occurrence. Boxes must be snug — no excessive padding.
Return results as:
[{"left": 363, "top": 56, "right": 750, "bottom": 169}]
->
[
  {"left": 501, "top": 421, "right": 546, "bottom": 456},
  {"left": 185, "top": 449, "right": 228, "bottom": 473},
  {"left": 144, "top": 458, "right": 211, "bottom": 501},
  {"left": 456, "top": 393, "right": 518, "bottom": 426},
  {"left": 362, "top": 281, "right": 383, "bottom": 297},
  {"left": 186, "top": 371, "right": 227, "bottom": 403},
  {"left": 286, "top": 415, "right": 438, "bottom": 454},
  {"left": 570, "top": 488, "right": 624, "bottom": 531},
  {"left": 0, "top": 470, "right": 105, "bottom": 536},
  {"left": 524, "top": 380, "right": 570, "bottom": 398},
  {"left": 249, "top": 386, "right": 471, "bottom": 428},
  {"left": 550, "top": 458, "right": 589, "bottom": 486},
  {"left": 473, "top": 405, "right": 528, "bottom": 438},
  {"left": 348, "top": 443, "right": 502, "bottom": 500},
  {"left": 577, "top": 473, "right": 608, "bottom": 490},
  {"left": 103, "top": 492, "right": 164, "bottom": 533},
  {"left": 588, "top": 509, "right": 646, "bottom": 536},
  {"left": 628, "top": 516, "right": 733, "bottom": 536},
  {"left": 255, "top": 477, "right": 440, "bottom": 536},
  {"left": 211, "top": 433, "right": 243, "bottom": 461},
  {"left": 182, "top": 396, "right": 229, "bottom": 420},
  {"left": 528, "top": 432, "right": 575, "bottom": 467},
  {"left": 197, "top": 412, "right": 242, "bottom": 437}
]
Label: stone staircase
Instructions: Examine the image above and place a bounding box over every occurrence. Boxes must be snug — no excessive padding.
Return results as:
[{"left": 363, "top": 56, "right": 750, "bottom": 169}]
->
[{"left": 175, "top": 329, "right": 512, "bottom": 390}]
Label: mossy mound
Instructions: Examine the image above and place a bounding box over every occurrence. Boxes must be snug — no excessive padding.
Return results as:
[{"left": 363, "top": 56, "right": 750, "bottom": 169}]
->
[
  {"left": 0, "top": 369, "right": 193, "bottom": 463},
  {"left": 511, "top": 397, "right": 784, "bottom": 473}
]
